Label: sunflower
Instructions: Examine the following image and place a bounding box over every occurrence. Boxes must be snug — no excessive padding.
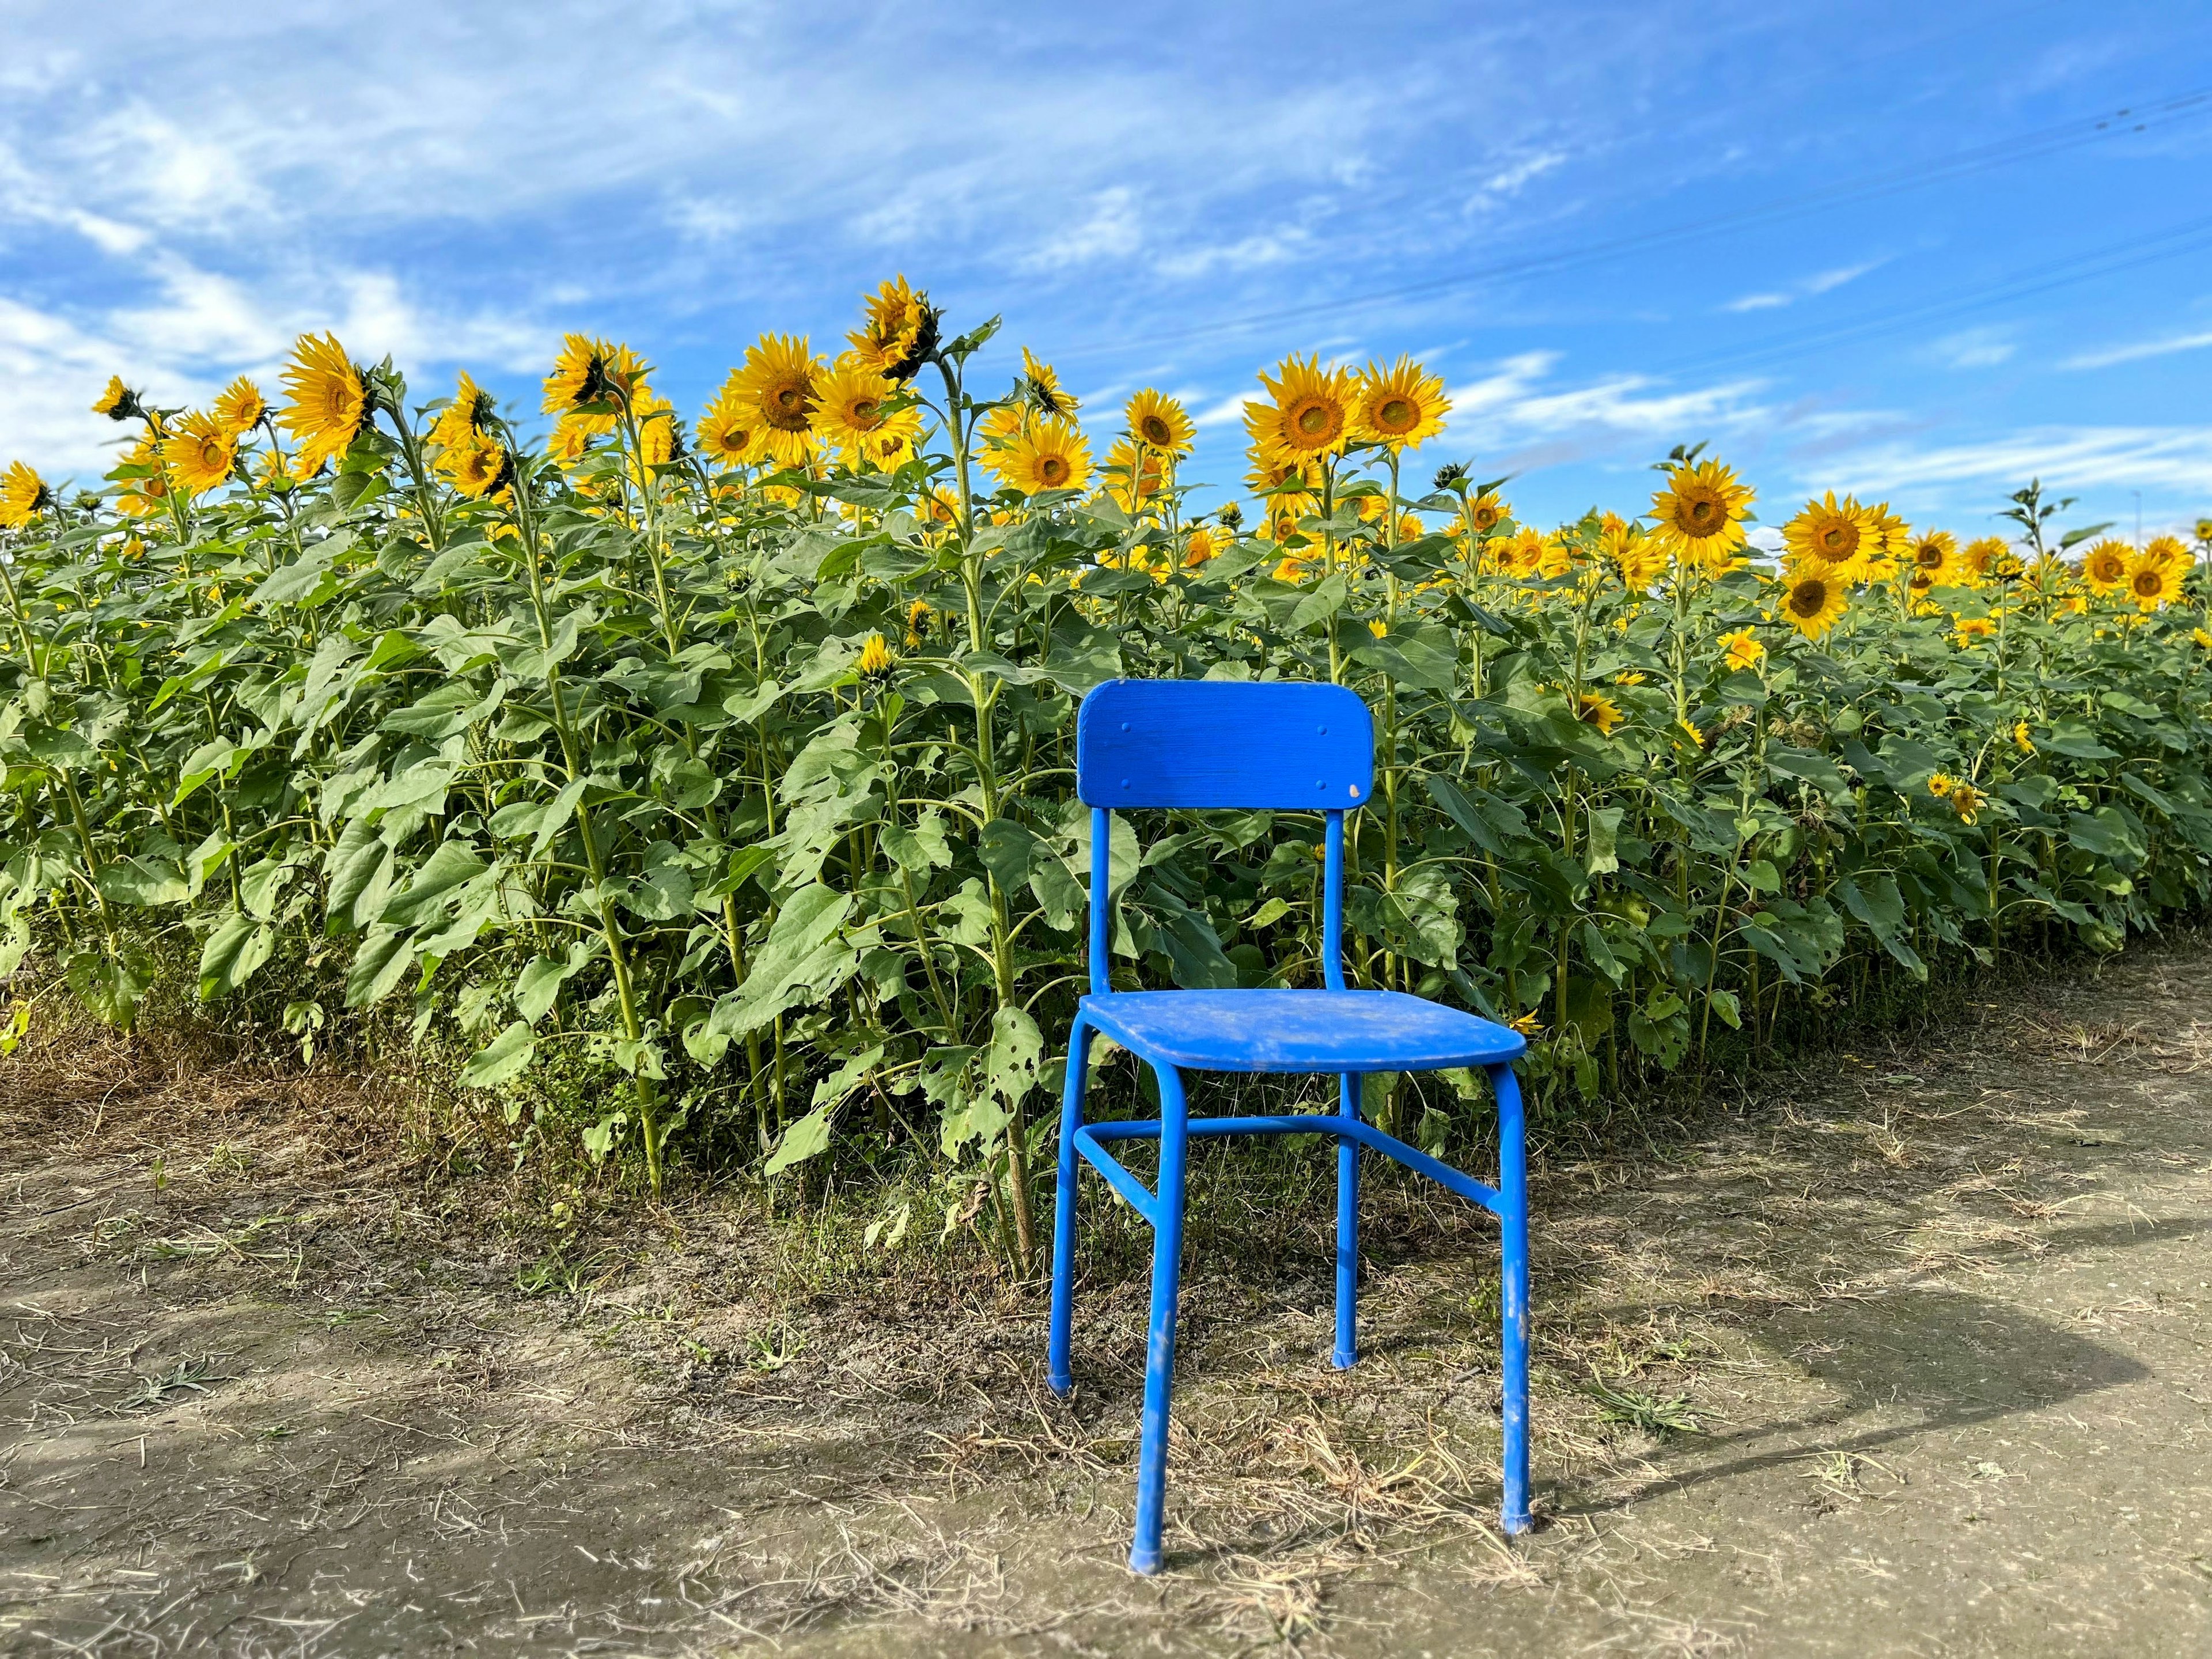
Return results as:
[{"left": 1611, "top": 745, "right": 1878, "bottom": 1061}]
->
[
  {"left": 278, "top": 332, "right": 369, "bottom": 473},
  {"left": 695, "top": 374, "right": 761, "bottom": 468},
  {"left": 1908, "top": 528, "right": 1957, "bottom": 585},
  {"left": 113, "top": 423, "right": 170, "bottom": 518},
  {"left": 1244, "top": 454, "right": 1318, "bottom": 520},
  {"left": 1245, "top": 355, "right": 1355, "bottom": 462},
  {"left": 1719, "top": 628, "right": 1764, "bottom": 672},
  {"left": 2014, "top": 721, "right": 2036, "bottom": 755},
  {"left": 847, "top": 276, "right": 934, "bottom": 381},
  {"left": 211, "top": 377, "right": 267, "bottom": 435},
  {"left": 540, "top": 335, "right": 647, "bottom": 437},
  {"left": 427, "top": 371, "right": 497, "bottom": 454},
  {"left": 1782, "top": 492, "right": 1876, "bottom": 582},
  {"left": 1351, "top": 356, "right": 1449, "bottom": 451},
  {"left": 728, "top": 334, "right": 823, "bottom": 469},
  {"left": 161, "top": 411, "right": 238, "bottom": 497},
  {"left": 1927, "top": 772, "right": 1959, "bottom": 801},
  {"left": 1572, "top": 691, "right": 1624, "bottom": 736},
  {"left": 91, "top": 375, "right": 144, "bottom": 422},
  {"left": 259, "top": 447, "right": 307, "bottom": 493},
  {"left": 547, "top": 418, "right": 594, "bottom": 469},
  {"left": 1951, "top": 615, "right": 1995, "bottom": 648},
  {"left": 1956, "top": 536, "right": 2008, "bottom": 586},
  {"left": 1600, "top": 512, "right": 1666, "bottom": 589},
  {"left": 813, "top": 357, "right": 918, "bottom": 468},
  {"left": 997, "top": 416, "right": 1090, "bottom": 495},
  {"left": 627, "top": 392, "right": 684, "bottom": 475},
  {"left": 1182, "top": 524, "right": 1220, "bottom": 567},
  {"left": 1123, "top": 387, "right": 1195, "bottom": 459},
  {"left": 443, "top": 433, "right": 512, "bottom": 501},
  {"left": 1862, "top": 504, "right": 1908, "bottom": 582},
  {"left": 2144, "top": 533, "right": 2191, "bottom": 570},
  {"left": 1503, "top": 525, "right": 1550, "bottom": 578},
  {"left": 1018, "top": 347, "right": 1077, "bottom": 418},
  {"left": 855, "top": 632, "right": 897, "bottom": 678},
  {"left": 1779, "top": 572, "right": 1847, "bottom": 638},
  {"left": 2127, "top": 551, "right": 2180, "bottom": 611},
  {"left": 0, "top": 461, "right": 52, "bottom": 528},
  {"left": 2079, "top": 538, "right": 2133, "bottom": 595},
  {"left": 1649, "top": 459, "right": 1754, "bottom": 570},
  {"left": 1464, "top": 490, "right": 1510, "bottom": 536},
  {"left": 1947, "top": 781, "right": 1987, "bottom": 824}
]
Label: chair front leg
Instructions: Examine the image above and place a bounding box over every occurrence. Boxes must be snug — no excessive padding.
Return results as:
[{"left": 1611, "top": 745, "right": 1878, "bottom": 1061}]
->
[
  {"left": 1047, "top": 1017, "right": 1094, "bottom": 1396},
  {"left": 1334, "top": 1070, "right": 1360, "bottom": 1369},
  {"left": 1130, "top": 1061, "right": 1189, "bottom": 1575},
  {"left": 1491, "top": 1061, "right": 1533, "bottom": 1535}
]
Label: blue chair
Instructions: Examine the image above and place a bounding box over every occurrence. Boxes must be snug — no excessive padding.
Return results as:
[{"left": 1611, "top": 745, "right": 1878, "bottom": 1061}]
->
[{"left": 1047, "top": 678, "right": 1533, "bottom": 1574}]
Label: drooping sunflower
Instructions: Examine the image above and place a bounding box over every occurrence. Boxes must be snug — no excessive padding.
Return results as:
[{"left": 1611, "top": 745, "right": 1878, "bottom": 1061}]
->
[
  {"left": 847, "top": 275, "right": 935, "bottom": 381},
  {"left": 161, "top": 411, "right": 238, "bottom": 497},
  {"left": 279, "top": 332, "right": 369, "bottom": 474},
  {"left": 1908, "top": 528, "right": 1958, "bottom": 585},
  {"left": 1571, "top": 691, "right": 1624, "bottom": 736},
  {"left": 0, "top": 461, "right": 53, "bottom": 528},
  {"left": 1778, "top": 571, "right": 1848, "bottom": 638},
  {"left": 998, "top": 416, "right": 1091, "bottom": 495},
  {"left": 2079, "top": 538, "right": 2133, "bottom": 595},
  {"left": 92, "top": 375, "right": 144, "bottom": 422},
  {"left": 1719, "top": 628, "right": 1764, "bottom": 672},
  {"left": 813, "top": 357, "right": 919, "bottom": 468},
  {"left": 1782, "top": 492, "right": 1877, "bottom": 582},
  {"left": 728, "top": 334, "right": 824, "bottom": 469},
  {"left": 1245, "top": 355, "right": 1356, "bottom": 463},
  {"left": 1124, "top": 388, "right": 1195, "bottom": 458},
  {"left": 1649, "top": 459, "right": 1754, "bottom": 571},
  {"left": 1351, "top": 356, "right": 1449, "bottom": 451},
  {"left": 2127, "top": 551, "right": 2180, "bottom": 611},
  {"left": 428, "top": 371, "right": 497, "bottom": 454},
  {"left": 211, "top": 377, "right": 267, "bottom": 435}
]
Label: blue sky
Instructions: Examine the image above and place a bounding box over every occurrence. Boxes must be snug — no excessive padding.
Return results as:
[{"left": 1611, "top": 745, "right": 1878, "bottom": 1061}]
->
[{"left": 6, "top": 0, "right": 2212, "bottom": 541}]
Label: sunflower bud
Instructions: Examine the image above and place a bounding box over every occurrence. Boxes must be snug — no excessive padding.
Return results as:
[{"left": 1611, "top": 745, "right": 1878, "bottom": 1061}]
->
[
  {"left": 1217, "top": 501, "right": 1244, "bottom": 532},
  {"left": 1432, "top": 461, "right": 1469, "bottom": 491}
]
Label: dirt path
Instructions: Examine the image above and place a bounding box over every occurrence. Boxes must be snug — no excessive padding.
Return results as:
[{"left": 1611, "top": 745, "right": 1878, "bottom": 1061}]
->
[{"left": 5, "top": 944, "right": 2211, "bottom": 1657}]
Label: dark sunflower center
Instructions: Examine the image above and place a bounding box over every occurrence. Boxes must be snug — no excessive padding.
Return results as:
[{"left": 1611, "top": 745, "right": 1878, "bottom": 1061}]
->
[
  {"left": 851, "top": 398, "right": 880, "bottom": 423},
  {"left": 1141, "top": 415, "right": 1173, "bottom": 446},
  {"left": 1296, "top": 403, "right": 1330, "bottom": 437},
  {"left": 1378, "top": 397, "right": 1415, "bottom": 431},
  {"left": 2135, "top": 570, "right": 2161, "bottom": 595},
  {"left": 1039, "top": 456, "right": 1070, "bottom": 486},
  {"left": 1791, "top": 582, "right": 1825, "bottom": 616},
  {"left": 1916, "top": 544, "right": 1943, "bottom": 569},
  {"left": 1682, "top": 494, "right": 1718, "bottom": 531}
]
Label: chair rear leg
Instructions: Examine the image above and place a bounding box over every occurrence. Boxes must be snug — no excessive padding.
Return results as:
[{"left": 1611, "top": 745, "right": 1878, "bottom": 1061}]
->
[
  {"left": 1130, "top": 1063, "right": 1189, "bottom": 1574},
  {"left": 1493, "top": 1062, "right": 1533, "bottom": 1534},
  {"left": 1048, "top": 1018, "right": 1093, "bottom": 1396},
  {"left": 1334, "top": 1070, "right": 1359, "bottom": 1369}
]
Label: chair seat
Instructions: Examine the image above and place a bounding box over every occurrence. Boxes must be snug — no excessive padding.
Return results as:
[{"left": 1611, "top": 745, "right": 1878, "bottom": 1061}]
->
[{"left": 1079, "top": 989, "right": 1525, "bottom": 1074}]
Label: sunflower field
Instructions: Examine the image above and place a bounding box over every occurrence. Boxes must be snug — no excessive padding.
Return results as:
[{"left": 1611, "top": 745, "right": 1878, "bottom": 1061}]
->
[{"left": 4, "top": 279, "right": 2210, "bottom": 1265}]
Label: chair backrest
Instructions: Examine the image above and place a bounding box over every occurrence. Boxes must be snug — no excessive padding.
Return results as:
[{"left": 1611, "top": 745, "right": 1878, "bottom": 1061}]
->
[{"left": 1075, "top": 679, "right": 1374, "bottom": 994}]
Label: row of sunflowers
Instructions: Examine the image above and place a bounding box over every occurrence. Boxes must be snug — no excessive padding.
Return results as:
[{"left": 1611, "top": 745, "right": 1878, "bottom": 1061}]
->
[{"left": 3, "top": 276, "right": 2208, "bottom": 1260}]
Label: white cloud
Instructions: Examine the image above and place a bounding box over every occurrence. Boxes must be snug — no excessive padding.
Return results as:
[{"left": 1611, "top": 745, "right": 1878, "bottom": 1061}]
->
[
  {"left": 1825, "top": 426, "right": 2212, "bottom": 498},
  {"left": 2063, "top": 327, "right": 2212, "bottom": 370},
  {"left": 1465, "top": 150, "right": 1568, "bottom": 214},
  {"left": 1931, "top": 327, "right": 2016, "bottom": 369},
  {"left": 1021, "top": 187, "right": 1145, "bottom": 272},
  {"left": 1723, "top": 259, "right": 1883, "bottom": 313}
]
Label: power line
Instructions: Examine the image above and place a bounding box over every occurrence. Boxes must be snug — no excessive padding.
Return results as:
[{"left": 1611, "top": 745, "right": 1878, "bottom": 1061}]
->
[{"left": 1069, "top": 83, "right": 2212, "bottom": 358}]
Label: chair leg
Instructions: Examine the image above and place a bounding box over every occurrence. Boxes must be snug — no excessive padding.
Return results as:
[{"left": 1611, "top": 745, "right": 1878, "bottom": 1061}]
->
[
  {"left": 1048, "top": 1018, "right": 1093, "bottom": 1397},
  {"left": 1129, "top": 1062, "right": 1189, "bottom": 1575},
  {"left": 1333, "top": 1070, "right": 1359, "bottom": 1369},
  {"left": 1492, "top": 1062, "right": 1533, "bottom": 1535}
]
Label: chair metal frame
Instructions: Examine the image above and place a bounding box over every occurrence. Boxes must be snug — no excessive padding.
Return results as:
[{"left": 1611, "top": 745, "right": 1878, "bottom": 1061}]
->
[{"left": 1046, "top": 678, "right": 1533, "bottom": 1573}]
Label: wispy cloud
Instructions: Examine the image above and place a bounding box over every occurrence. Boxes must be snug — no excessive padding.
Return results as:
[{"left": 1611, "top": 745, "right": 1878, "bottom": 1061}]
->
[
  {"left": 2063, "top": 327, "right": 2212, "bottom": 370},
  {"left": 1931, "top": 326, "right": 2017, "bottom": 368},
  {"left": 1828, "top": 426, "right": 2212, "bottom": 498},
  {"left": 1722, "top": 259, "right": 1884, "bottom": 313}
]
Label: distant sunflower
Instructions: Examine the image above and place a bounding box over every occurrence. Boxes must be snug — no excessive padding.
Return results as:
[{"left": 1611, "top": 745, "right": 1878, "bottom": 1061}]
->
[
  {"left": 1600, "top": 512, "right": 1665, "bottom": 589},
  {"left": 1783, "top": 492, "right": 1877, "bottom": 582},
  {"left": 1719, "top": 628, "right": 1764, "bottom": 672},
  {"left": 211, "top": 377, "right": 267, "bottom": 435},
  {"left": 1245, "top": 355, "right": 1355, "bottom": 462},
  {"left": 278, "top": 333, "right": 369, "bottom": 473},
  {"left": 729, "top": 334, "right": 823, "bottom": 469},
  {"left": 161, "top": 411, "right": 238, "bottom": 497},
  {"left": 2145, "top": 533, "right": 2194, "bottom": 574},
  {"left": 813, "top": 357, "right": 918, "bottom": 468},
  {"left": 2127, "top": 551, "right": 2180, "bottom": 611},
  {"left": 1649, "top": 459, "right": 1753, "bottom": 571},
  {"left": 695, "top": 374, "right": 760, "bottom": 468},
  {"left": 1103, "top": 438, "right": 1164, "bottom": 512},
  {"left": 1947, "top": 781, "right": 1988, "bottom": 825},
  {"left": 1124, "top": 388, "right": 1195, "bottom": 457},
  {"left": 1465, "top": 490, "right": 1510, "bottom": 536},
  {"left": 1779, "top": 571, "right": 1847, "bottom": 638},
  {"left": 547, "top": 418, "right": 594, "bottom": 469},
  {"left": 1245, "top": 454, "right": 1318, "bottom": 520},
  {"left": 1572, "top": 691, "right": 1624, "bottom": 736},
  {"left": 1182, "top": 524, "right": 1220, "bottom": 567},
  {"left": 429, "top": 371, "right": 497, "bottom": 454},
  {"left": 1956, "top": 536, "right": 2008, "bottom": 586},
  {"left": 1503, "top": 525, "right": 1550, "bottom": 578},
  {"left": 0, "top": 461, "right": 53, "bottom": 528},
  {"left": 1351, "top": 356, "right": 1449, "bottom": 451},
  {"left": 2079, "top": 539, "right": 2133, "bottom": 595},
  {"left": 91, "top": 375, "right": 143, "bottom": 422},
  {"left": 998, "top": 416, "right": 1091, "bottom": 495},
  {"left": 1908, "top": 528, "right": 1958, "bottom": 585},
  {"left": 1951, "top": 615, "right": 1996, "bottom": 648}
]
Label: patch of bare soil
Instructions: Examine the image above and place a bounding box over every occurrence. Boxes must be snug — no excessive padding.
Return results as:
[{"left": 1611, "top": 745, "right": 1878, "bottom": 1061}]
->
[{"left": 5, "top": 944, "right": 2211, "bottom": 1657}]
